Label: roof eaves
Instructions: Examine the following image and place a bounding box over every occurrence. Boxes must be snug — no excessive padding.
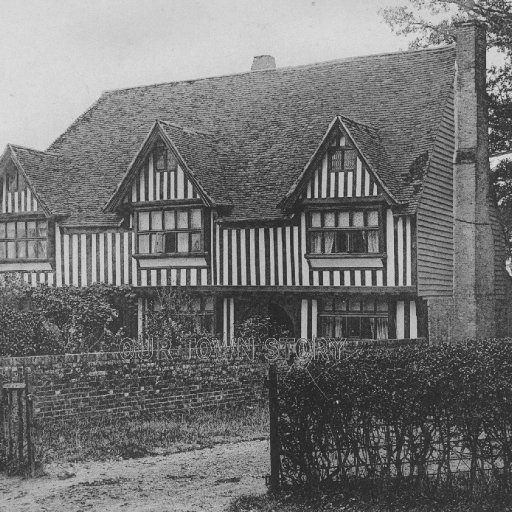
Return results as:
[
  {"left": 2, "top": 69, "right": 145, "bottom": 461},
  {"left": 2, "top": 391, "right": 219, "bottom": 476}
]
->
[
  {"left": 337, "top": 117, "right": 399, "bottom": 204},
  {"left": 103, "top": 120, "right": 160, "bottom": 212}
]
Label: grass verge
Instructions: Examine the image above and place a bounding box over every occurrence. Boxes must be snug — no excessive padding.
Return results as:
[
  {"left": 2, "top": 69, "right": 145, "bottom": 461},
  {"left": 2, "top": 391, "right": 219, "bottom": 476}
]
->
[{"left": 35, "top": 402, "right": 268, "bottom": 464}]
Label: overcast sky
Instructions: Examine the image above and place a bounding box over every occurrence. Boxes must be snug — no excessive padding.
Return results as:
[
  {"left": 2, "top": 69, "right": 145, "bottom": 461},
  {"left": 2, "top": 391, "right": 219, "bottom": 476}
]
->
[{"left": 0, "top": 0, "right": 423, "bottom": 152}]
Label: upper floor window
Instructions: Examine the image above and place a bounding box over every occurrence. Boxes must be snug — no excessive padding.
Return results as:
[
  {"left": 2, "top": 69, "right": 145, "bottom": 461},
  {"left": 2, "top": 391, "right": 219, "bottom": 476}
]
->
[
  {"left": 328, "top": 146, "right": 357, "bottom": 172},
  {"left": 154, "top": 141, "right": 178, "bottom": 173},
  {"left": 0, "top": 219, "right": 48, "bottom": 260},
  {"left": 137, "top": 208, "right": 203, "bottom": 255},
  {"left": 5, "top": 171, "right": 26, "bottom": 193},
  {"left": 308, "top": 210, "right": 380, "bottom": 255}
]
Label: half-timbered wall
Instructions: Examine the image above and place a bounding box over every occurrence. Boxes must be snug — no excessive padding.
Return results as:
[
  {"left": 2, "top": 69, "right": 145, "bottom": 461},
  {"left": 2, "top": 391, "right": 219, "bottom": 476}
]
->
[
  {"left": 17, "top": 207, "right": 413, "bottom": 290},
  {"left": 1, "top": 169, "right": 39, "bottom": 213},
  {"left": 301, "top": 145, "right": 381, "bottom": 199},
  {"left": 215, "top": 210, "right": 413, "bottom": 288},
  {"left": 18, "top": 225, "right": 211, "bottom": 287},
  {"left": 125, "top": 153, "right": 200, "bottom": 203}
]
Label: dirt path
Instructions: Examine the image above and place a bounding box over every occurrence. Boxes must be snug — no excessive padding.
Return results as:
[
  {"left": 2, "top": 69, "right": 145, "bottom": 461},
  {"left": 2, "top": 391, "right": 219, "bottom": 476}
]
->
[{"left": 0, "top": 440, "right": 269, "bottom": 512}]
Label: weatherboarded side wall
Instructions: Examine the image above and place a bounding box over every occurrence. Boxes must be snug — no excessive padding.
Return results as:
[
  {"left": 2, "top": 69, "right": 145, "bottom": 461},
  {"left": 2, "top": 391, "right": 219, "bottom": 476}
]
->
[{"left": 0, "top": 352, "right": 267, "bottom": 421}]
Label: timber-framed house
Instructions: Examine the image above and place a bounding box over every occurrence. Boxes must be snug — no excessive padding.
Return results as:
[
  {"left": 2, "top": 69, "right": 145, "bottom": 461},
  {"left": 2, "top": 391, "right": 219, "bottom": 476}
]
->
[{"left": 1, "top": 22, "right": 511, "bottom": 342}]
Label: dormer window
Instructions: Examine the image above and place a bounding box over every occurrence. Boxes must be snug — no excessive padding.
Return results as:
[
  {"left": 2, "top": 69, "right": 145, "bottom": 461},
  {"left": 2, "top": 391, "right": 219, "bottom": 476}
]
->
[
  {"left": 328, "top": 147, "right": 357, "bottom": 172},
  {"left": 154, "top": 141, "right": 178, "bottom": 173},
  {"left": 5, "top": 170, "right": 26, "bottom": 193},
  {"left": 136, "top": 207, "right": 203, "bottom": 255}
]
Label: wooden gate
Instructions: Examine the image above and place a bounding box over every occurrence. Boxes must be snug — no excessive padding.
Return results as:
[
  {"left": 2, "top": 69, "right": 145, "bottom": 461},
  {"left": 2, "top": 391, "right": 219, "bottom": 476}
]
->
[{"left": 0, "top": 367, "right": 35, "bottom": 476}]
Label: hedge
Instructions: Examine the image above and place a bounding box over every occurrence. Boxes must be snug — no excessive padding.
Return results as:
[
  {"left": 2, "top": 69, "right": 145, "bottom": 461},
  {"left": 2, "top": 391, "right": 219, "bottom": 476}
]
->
[{"left": 277, "top": 339, "right": 512, "bottom": 495}]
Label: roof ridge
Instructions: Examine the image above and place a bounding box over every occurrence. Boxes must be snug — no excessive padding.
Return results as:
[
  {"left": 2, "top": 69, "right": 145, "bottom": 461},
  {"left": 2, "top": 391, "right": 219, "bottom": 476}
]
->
[
  {"left": 337, "top": 115, "right": 380, "bottom": 133},
  {"left": 9, "top": 144, "right": 59, "bottom": 157},
  {"left": 159, "top": 120, "right": 215, "bottom": 137},
  {"left": 103, "top": 44, "right": 456, "bottom": 95}
]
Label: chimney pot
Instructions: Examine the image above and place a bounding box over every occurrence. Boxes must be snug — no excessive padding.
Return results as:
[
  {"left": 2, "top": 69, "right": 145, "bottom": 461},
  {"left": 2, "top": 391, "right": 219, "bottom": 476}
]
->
[{"left": 251, "top": 55, "right": 276, "bottom": 71}]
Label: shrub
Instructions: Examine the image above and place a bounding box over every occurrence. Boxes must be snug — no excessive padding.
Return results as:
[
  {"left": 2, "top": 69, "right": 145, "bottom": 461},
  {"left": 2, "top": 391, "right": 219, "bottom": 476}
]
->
[
  {"left": 276, "top": 339, "right": 512, "bottom": 495},
  {"left": 0, "top": 276, "right": 137, "bottom": 356}
]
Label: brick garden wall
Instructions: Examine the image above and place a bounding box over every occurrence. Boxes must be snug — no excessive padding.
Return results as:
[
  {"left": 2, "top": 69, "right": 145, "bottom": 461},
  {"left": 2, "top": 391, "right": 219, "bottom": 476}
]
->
[{"left": 0, "top": 351, "right": 268, "bottom": 421}]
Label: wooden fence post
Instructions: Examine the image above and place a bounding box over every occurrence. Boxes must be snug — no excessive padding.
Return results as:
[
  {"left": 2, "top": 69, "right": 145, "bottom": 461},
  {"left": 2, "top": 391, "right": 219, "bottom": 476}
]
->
[
  {"left": 268, "top": 363, "right": 281, "bottom": 492},
  {"left": 24, "top": 367, "right": 35, "bottom": 478}
]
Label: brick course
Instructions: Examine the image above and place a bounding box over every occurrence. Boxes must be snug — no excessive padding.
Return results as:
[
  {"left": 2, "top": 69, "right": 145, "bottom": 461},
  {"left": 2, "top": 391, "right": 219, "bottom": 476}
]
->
[{"left": 0, "top": 351, "right": 268, "bottom": 421}]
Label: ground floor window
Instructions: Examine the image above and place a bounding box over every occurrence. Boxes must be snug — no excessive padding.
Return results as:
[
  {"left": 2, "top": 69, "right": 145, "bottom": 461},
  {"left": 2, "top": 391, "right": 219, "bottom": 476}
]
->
[
  {"left": 151, "top": 295, "right": 215, "bottom": 334},
  {"left": 319, "top": 297, "right": 388, "bottom": 339}
]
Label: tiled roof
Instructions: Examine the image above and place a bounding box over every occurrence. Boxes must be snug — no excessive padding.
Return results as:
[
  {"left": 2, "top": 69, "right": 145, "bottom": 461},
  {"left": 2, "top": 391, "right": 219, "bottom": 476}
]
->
[{"left": 11, "top": 45, "right": 457, "bottom": 224}]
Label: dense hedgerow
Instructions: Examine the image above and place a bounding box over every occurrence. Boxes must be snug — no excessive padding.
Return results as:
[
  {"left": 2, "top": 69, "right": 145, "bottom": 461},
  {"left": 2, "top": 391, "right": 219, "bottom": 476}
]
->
[
  {"left": 277, "top": 339, "right": 512, "bottom": 494},
  {"left": 0, "top": 275, "right": 136, "bottom": 356}
]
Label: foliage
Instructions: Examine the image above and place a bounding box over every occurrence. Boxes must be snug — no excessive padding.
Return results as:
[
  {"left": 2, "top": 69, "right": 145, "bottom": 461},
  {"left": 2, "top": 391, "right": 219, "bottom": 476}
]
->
[
  {"left": 0, "top": 277, "right": 136, "bottom": 356},
  {"left": 276, "top": 339, "right": 512, "bottom": 496},
  {"left": 380, "top": 0, "right": 512, "bottom": 254},
  {"left": 143, "top": 287, "right": 212, "bottom": 348},
  {"left": 0, "top": 273, "right": 30, "bottom": 308}
]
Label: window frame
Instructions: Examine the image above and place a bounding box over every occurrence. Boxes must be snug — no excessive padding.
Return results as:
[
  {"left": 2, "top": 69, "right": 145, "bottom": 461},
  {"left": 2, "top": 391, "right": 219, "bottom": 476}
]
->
[
  {"left": 135, "top": 206, "right": 205, "bottom": 257},
  {"left": 306, "top": 207, "right": 383, "bottom": 256},
  {"left": 150, "top": 295, "right": 215, "bottom": 334},
  {"left": 153, "top": 140, "right": 178, "bottom": 174},
  {"left": 318, "top": 297, "right": 389, "bottom": 340},
  {"left": 0, "top": 217, "right": 49, "bottom": 261},
  {"left": 327, "top": 146, "right": 357, "bottom": 173}
]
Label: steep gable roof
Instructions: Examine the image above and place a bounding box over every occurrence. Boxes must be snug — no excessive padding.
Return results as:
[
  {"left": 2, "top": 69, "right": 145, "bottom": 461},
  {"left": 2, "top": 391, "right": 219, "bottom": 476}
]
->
[
  {"left": 7, "top": 44, "right": 456, "bottom": 225},
  {"left": 281, "top": 115, "right": 396, "bottom": 209}
]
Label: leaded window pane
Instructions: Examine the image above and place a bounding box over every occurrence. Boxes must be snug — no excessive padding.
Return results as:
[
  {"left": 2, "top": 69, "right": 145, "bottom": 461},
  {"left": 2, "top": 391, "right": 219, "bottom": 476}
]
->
[
  {"left": 177, "top": 211, "right": 188, "bottom": 229},
  {"left": 16, "top": 222, "right": 26, "bottom": 238},
  {"left": 0, "top": 224, "right": 5, "bottom": 238},
  {"left": 27, "top": 241, "right": 37, "bottom": 259},
  {"left": 338, "top": 212, "right": 350, "bottom": 227},
  {"left": 165, "top": 232, "right": 177, "bottom": 253},
  {"left": 191, "top": 233, "right": 201, "bottom": 252},
  {"left": 352, "top": 211, "right": 364, "bottom": 227},
  {"left": 330, "top": 150, "right": 343, "bottom": 171},
  {"left": 0, "top": 242, "right": 5, "bottom": 258},
  {"left": 190, "top": 209, "right": 202, "bottom": 229},
  {"left": 37, "top": 221, "right": 48, "bottom": 237},
  {"left": 138, "top": 234, "right": 150, "bottom": 254},
  {"left": 311, "top": 212, "right": 322, "bottom": 227},
  {"left": 26, "top": 221, "right": 37, "bottom": 237},
  {"left": 344, "top": 149, "right": 357, "bottom": 170},
  {"left": 151, "top": 211, "right": 162, "bottom": 231},
  {"left": 164, "top": 211, "right": 176, "bottom": 230},
  {"left": 177, "top": 232, "right": 189, "bottom": 252},
  {"left": 367, "top": 210, "right": 379, "bottom": 226},
  {"left": 7, "top": 222, "right": 15, "bottom": 238},
  {"left": 7, "top": 242, "right": 15, "bottom": 258},
  {"left": 311, "top": 232, "right": 323, "bottom": 253},
  {"left": 37, "top": 240, "right": 47, "bottom": 259},
  {"left": 17, "top": 241, "right": 27, "bottom": 258},
  {"left": 138, "top": 212, "right": 150, "bottom": 231},
  {"left": 324, "top": 212, "right": 335, "bottom": 227},
  {"left": 367, "top": 231, "right": 379, "bottom": 253}
]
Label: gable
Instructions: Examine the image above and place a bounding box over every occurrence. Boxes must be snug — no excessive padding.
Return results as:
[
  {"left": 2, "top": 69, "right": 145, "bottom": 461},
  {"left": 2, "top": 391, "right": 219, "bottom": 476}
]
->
[
  {"left": 301, "top": 126, "right": 383, "bottom": 201},
  {"left": 0, "top": 149, "right": 41, "bottom": 214},
  {"left": 124, "top": 136, "right": 202, "bottom": 204}
]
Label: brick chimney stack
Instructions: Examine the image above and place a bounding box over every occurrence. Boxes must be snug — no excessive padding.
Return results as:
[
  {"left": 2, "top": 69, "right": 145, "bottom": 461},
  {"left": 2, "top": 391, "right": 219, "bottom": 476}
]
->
[
  {"left": 453, "top": 21, "right": 496, "bottom": 338},
  {"left": 251, "top": 55, "right": 276, "bottom": 71}
]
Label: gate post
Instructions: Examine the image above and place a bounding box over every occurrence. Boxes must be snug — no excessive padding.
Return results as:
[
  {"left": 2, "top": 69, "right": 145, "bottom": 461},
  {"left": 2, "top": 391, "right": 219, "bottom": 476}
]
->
[
  {"left": 268, "top": 363, "right": 281, "bottom": 492},
  {"left": 24, "top": 367, "right": 35, "bottom": 477}
]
